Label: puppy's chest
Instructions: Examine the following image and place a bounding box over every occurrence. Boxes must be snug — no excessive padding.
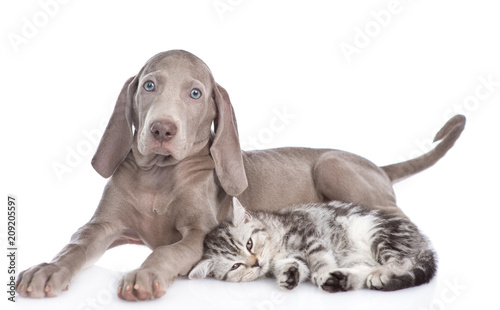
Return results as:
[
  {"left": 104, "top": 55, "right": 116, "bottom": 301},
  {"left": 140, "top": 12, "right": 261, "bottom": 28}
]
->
[
  {"left": 137, "top": 189, "right": 176, "bottom": 215},
  {"left": 130, "top": 192, "right": 182, "bottom": 248},
  {"left": 130, "top": 170, "right": 185, "bottom": 215},
  {"left": 118, "top": 163, "right": 216, "bottom": 248},
  {"left": 129, "top": 162, "right": 211, "bottom": 215},
  {"left": 125, "top": 185, "right": 186, "bottom": 248}
]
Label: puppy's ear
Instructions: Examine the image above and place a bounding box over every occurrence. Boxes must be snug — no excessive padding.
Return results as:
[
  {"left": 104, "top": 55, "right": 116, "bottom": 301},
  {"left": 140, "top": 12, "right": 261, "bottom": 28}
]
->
[
  {"left": 211, "top": 83, "right": 248, "bottom": 196},
  {"left": 92, "top": 76, "right": 138, "bottom": 178},
  {"left": 231, "top": 197, "right": 252, "bottom": 226},
  {"left": 188, "top": 259, "right": 214, "bottom": 280}
]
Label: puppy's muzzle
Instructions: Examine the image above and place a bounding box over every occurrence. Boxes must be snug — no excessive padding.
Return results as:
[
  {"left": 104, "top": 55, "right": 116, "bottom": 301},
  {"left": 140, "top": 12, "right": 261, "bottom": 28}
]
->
[{"left": 150, "top": 121, "right": 177, "bottom": 142}]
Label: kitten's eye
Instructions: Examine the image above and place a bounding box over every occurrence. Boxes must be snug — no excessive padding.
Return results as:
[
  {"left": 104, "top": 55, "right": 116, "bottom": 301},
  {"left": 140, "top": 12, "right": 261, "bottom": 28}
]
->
[
  {"left": 246, "top": 238, "right": 253, "bottom": 252},
  {"left": 190, "top": 88, "right": 202, "bottom": 99},
  {"left": 231, "top": 263, "right": 242, "bottom": 271},
  {"left": 144, "top": 80, "right": 155, "bottom": 92}
]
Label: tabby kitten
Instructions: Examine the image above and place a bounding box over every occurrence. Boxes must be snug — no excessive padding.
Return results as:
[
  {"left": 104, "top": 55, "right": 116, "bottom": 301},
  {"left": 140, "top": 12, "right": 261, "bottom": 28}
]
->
[{"left": 189, "top": 198, "right": 436, "bottom": 292}]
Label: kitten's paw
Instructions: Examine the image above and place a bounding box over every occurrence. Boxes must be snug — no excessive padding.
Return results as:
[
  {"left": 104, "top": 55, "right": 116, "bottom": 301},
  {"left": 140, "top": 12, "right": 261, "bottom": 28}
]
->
[
  {"left": 321, "top": 271, "right": 348, "bottom": 293},
  {"left": 367, "top": 269, "right": 393, "bottom": 290},
  {"left": 278, "top": 266, "right": 300, "bottom": 290}
]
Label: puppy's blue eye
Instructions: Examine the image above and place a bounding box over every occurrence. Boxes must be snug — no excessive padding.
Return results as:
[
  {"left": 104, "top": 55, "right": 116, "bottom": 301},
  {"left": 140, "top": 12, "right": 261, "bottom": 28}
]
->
[
  {"left": 190, "top": 88, "right": 201, "bottom": 99},
  {"left": 144, "top": 81, "right": 155, "bottom": 92}
]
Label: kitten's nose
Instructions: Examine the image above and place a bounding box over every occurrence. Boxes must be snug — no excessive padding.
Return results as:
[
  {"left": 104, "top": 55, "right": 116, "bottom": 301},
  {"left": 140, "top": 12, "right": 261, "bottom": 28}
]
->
[{"left": 252, "top": 259, "right": 260, "bottom": 268}]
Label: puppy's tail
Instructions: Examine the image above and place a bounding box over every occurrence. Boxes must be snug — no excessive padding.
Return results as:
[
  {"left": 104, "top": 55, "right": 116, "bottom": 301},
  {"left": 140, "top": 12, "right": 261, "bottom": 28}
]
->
[{"left": 381, "top": 115, "right": 466, "bottom": 184}]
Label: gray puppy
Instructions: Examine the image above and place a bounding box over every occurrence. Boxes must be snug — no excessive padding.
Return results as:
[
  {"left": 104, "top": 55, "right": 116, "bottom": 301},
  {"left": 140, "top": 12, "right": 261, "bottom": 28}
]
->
[{"left": 16, "top": 50, "right": 465, "bottom": 301}]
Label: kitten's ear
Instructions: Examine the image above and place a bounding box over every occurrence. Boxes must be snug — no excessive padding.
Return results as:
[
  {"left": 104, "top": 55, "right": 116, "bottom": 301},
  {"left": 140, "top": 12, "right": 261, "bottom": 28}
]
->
[
  {"left": 188, "top": 259, "right": 214, "bottom": 280},
  {"left": 231, "top": 197, "right": 252, "bottom": 226}
]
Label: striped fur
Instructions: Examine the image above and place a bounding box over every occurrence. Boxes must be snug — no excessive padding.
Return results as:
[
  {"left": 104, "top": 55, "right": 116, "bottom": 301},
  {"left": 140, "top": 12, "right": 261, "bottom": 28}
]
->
[{"left": 189, "top": 198, "right": 436, "bottom": 292}]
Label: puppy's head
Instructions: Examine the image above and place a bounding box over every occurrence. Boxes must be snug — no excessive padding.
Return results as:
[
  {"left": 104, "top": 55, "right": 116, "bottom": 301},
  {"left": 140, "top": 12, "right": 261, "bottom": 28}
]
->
[{"left": 92, "top": 50, "right": 248, "bottom": 196}]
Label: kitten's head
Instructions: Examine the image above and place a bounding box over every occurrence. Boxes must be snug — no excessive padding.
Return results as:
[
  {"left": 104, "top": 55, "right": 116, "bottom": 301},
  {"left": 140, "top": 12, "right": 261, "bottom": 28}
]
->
[{"left": 189, "top": 198, "right": 274, "bottom": 282}]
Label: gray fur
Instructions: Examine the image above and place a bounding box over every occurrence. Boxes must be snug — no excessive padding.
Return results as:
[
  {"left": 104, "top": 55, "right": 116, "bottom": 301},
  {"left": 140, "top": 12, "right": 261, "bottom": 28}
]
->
[{"left": 189, "top": 198, "right": 436, "bottom": 292}]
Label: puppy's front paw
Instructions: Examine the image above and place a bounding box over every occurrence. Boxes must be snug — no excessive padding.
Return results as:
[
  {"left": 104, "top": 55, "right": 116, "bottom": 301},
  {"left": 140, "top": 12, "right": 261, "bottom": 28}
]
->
[
  {"left": 321, "top": 271, "right": 348, "bottom": 293},
  {"left": 16, "top": 263, "right": 71, "bottom": 298},
  {"left": 278, "top": 266, "right": 300, "bottom": 290},
  {"left": 118, "top": 267, "right": 172, "bottom": 301}
]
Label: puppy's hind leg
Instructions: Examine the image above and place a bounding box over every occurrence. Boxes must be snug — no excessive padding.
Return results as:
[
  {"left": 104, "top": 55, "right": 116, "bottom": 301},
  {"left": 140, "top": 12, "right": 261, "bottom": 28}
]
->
[{"left": 313, "top": 152, "right": 401, "bottom": 215}]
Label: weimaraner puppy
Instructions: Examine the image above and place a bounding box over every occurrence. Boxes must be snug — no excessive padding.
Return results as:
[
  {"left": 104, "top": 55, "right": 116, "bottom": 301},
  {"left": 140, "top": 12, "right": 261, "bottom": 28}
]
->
[{"left": 16, "top": 50, "right": 465, "bottom": 300}]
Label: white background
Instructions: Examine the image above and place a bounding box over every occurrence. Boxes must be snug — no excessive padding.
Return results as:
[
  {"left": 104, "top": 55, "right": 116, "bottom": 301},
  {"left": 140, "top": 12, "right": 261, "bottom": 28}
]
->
[{"left": 1, "top": 0, "right": 499, "bottom": 309}]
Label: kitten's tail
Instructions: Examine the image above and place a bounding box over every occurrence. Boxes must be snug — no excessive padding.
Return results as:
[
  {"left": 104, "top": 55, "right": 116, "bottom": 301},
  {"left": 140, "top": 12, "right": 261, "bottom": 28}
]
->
[
  {"left": 381, "top": 115, "right": 466, "bottom": 184},
  {"left": 381, "top": 250, "right": 437, "bottom": 291}
]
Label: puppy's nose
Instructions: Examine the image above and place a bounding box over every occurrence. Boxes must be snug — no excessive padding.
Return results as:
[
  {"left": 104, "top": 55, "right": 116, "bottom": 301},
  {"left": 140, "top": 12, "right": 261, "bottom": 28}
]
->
[{"left": 150, "top": 121, "right": 177, "bottom": 142}]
